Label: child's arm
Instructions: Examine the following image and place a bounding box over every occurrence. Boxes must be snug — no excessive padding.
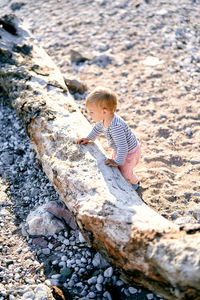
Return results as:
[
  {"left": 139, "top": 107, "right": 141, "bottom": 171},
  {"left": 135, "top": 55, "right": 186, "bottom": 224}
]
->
[
  {"left": 76, "top": 138, "right": 90, "bottom": 145},
  {"left": 76, "top": 122, "right": 103, "bottom": 145}
]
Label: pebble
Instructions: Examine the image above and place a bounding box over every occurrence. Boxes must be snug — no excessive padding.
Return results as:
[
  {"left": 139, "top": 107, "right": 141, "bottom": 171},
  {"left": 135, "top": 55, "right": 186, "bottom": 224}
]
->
[
  {"left": 88, "top": 276, "right": 97, "bottom": 285},
  {"left": 95, "top": 283, "right": 103, "bottom": 292},
  {"left": 129, "top": 286, "right": 138, "bottom": 294},
  {"left": 97, "top": 274, "right": 104, "bottom": 284},
  {"left": 104, "top": 267, "right": 113, "bottom": 278},
  {"left": 103, "top": 291, "right": 112, "bottom": 300},
  {"left": 185, "top": 127, "right": 192, "bottom": 136},
  {"left": 42, "top": 248, "right": 50, "bottom": 255},
  {"left": 147, "top": 293, "right": 154, "bottom": 300}
]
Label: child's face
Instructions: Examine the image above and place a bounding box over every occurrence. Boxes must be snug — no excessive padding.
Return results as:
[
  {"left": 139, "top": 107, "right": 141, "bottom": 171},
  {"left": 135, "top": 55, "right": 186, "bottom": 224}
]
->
[{"left": 86, "top": 102, "right": 104, "bottom": 122}]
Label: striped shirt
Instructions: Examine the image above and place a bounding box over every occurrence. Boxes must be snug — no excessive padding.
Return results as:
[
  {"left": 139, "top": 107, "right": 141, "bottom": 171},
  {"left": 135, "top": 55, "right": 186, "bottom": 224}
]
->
[{"left": 87, "top": 114, "right": 138, "bottom": 165}]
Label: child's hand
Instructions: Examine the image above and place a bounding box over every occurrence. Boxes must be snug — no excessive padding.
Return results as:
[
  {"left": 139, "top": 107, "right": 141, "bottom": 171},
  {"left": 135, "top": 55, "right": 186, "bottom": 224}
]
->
[
  {"left": 104, "top": 158, "right": 119, "bottom": 167},
  {"left": 76, "top": 138, "right": 90, "bottom": 145}
]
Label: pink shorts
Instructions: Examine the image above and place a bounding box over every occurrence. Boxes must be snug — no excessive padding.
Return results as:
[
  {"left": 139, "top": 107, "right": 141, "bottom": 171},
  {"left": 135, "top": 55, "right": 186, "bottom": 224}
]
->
[{"left": 112, "top": 144, "right": 141, "bottom": 185}]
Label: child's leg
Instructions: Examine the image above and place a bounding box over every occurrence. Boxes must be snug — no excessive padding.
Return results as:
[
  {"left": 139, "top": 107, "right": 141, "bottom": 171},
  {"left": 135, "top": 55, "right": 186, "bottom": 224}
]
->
[{"left": 118, "top": 145, "right": 141, "bottom": 185}]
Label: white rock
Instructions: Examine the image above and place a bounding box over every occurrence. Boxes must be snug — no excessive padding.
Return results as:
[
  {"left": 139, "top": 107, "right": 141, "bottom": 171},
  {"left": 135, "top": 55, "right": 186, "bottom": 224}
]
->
[{"left": 26, "top": 204, "right": 65, "bottom": 236}]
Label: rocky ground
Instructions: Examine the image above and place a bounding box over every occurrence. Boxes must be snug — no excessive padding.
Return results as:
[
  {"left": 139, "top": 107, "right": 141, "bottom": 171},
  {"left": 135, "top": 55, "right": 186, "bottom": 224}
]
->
[{"left": 0, "top": 0, "right": 200, "bottom": 299}]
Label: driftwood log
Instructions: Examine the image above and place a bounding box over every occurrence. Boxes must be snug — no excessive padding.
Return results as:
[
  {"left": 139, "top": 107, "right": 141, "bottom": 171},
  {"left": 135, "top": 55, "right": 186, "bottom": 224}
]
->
[{"left": 1, "top": 15, "right": 200, "bottom": 300}]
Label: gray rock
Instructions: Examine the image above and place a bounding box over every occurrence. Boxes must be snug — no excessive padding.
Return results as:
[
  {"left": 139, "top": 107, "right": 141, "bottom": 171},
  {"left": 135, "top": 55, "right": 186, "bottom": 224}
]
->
[
  {"left": 103, "top": 291, "right": 112, "bottom": 300},
  {"left": 42, "top": 248, "right": 50, "bottom": 255},
  {"left": 97, "top": 274, "right": 104, "bottom": 284},
  {"left": 171, "top": 211, "right": 178, "bottom": 220},
  {"left": 88, "top": 276, "right": 97, "bottom": 285},
  {"left": 87, "top": 291, "right": 96, "bottom": 298},
  {"left": 147, "top": 293, "right": 154, "bottom": 300},
  {"left": 104, "top": 267, "right": 113, "bottom": 278},
  {"left": 26, "top": 204, "right": 65, "bottom": 236},
  {"left": 95, "top": 283, "right": 103, "bottom": 292},
  {"left": 128, "top": 286, "right": 138, "bottom": 294},
  {"left": 92, "top": 253, "right": 109, "bottom": 268},
  {"left": 69, "top": 50, "right": 89, "bottom": 64},
  {"left": 22, "top": 291, "right": 35, "bottom": 299}
]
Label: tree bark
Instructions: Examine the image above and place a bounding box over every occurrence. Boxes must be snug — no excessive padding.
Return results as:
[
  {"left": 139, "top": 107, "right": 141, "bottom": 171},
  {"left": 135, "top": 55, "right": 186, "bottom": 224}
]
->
[{"left": 1, "top": 15, "right": 200, "bottom": 300}]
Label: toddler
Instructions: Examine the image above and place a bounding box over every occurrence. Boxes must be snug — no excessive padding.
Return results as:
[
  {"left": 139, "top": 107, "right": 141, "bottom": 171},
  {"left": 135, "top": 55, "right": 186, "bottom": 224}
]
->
[{"left": 76, "top": 87, "right": 141, "bottom": 190}]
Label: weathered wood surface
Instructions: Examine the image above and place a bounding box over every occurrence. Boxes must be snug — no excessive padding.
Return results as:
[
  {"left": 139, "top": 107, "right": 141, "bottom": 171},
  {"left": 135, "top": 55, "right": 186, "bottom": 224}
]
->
[{"left": 1, "top": 15, "right": 200, "bottom": 300}]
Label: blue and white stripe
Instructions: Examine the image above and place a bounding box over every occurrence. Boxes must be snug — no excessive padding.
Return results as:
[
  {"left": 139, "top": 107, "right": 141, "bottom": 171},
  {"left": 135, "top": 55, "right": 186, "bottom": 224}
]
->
[{"left": 87, "top": 114, "right": 138, "bottom": 165}]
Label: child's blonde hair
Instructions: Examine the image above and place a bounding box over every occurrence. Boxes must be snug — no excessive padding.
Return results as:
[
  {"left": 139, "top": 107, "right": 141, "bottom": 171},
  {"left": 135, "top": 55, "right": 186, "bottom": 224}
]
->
[{"left": 86, "top": 87, "right": 117, "bottom": 112}]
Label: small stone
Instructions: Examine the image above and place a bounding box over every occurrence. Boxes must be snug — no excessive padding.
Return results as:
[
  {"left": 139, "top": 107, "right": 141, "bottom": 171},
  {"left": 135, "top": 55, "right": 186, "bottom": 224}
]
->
[
  {"left": 61, "top": 255, "right": 68, "bottom": 261},
  {"left": 88, "top": 276, "right": 97, "bottom": 285},
  {"left": 22, "top": 291, "right": 35, "bottom": 299},
  {"left": 63, "top": 239, "right": 69, "bottom": 246},
  {"left": 95, "top": 283, "right": 102, "bottom": 292},
  {"left": 185, "top": 127, "right": 192, "bottom": 136},
  {"left": 79, "top": 232, "right": 86, "bottom": 243},
  {"left": 97, "top": 274, "right": 104, "bottom": 284},
  {"left": 190, "top": 158, "right": 200, "bottom": 165},
  {"left": 48, "top": 243, "right": 54, "bottom": 249},
  {"left": 32, "top": 237, "right": 48, "bottom": 248},
  {"left": 42, "top": 248, "right": 50, "bottom": 255},
  {"left": 87, "top": 291, "right": 96, "bottom": 298},
  {"left": 171, "top": 211, "right": 178, "bottom": 220},
  {"left": 69, "top": 50, "right": 89, "bottom": 64},
  {"left": 128, "top": 287, "right": 138, "bottom": 294},
  {"left": 194, "top": 192, "right": 200, "bottom": 197},
  {"left": 64, "top": 78, "right": 87, "bottom": 94},
  {"left": 103, "top": 291, "right": 112, "bottom": 300},
  {"left": 104, "top": 267, "right": 113, "bottom": 278},
  {"left": 116, "top": 280, "right": 124, "bottom": 286},
  {"left": 147, "top": 293, "right": 154, "bottom": 300},
  {"left": 10, "top": 2, "right": 25, "bottom": 11},
  {"left": 124, "top": 289, "right": 130, "bottom": 296},
  {"left": 51, "top": 274, "right": 61, "bottom": 279}
]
